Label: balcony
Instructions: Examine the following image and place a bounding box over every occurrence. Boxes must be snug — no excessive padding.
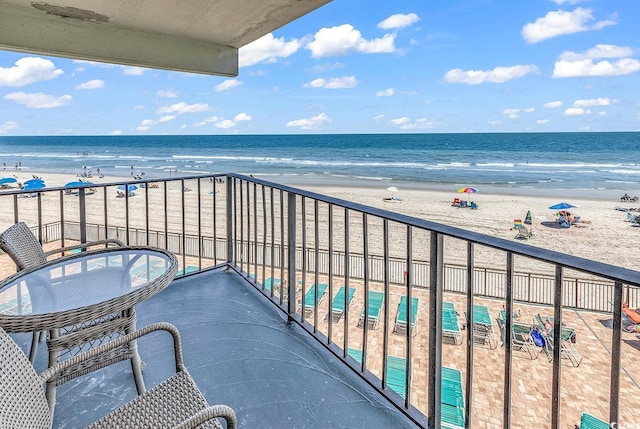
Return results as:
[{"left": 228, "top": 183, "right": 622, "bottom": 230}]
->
[{"left": 1, "top": 173, "right": 639, "bottom": 428}]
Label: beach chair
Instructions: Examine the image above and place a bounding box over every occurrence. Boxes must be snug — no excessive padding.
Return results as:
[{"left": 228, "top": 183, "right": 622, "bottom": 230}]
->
[
  {"left": 470, "top": 201, "right": 478, "bottom": 210},
  {"left": 386, "top": 356, "right": 408, "bottom": 399},
  {"left": 328, "top": 286, "right": 356, "bottom": 322},
  {"left": 358, "top": 291, "right": 384, "bottom": 329},
  {"left": 0, "top": 324, "right": 236, "bottom": 429},
  {"left": 533, "top": 314, "right": 582, "bottom": 367},
  {"left": 347, "top": 348, "right": 363, "bottom": 364},
  {"left": 452, "top": 197, "right": 461, "bottom": 207},
  {"left": 263, "top": 277, "right": 280, "bottom": 292},
  {"left": 627, "top": 211, "right": 640, "bottom": 225},
  {"left": 393, "top": 296, "right": 419, "bottom": 335},
  {"left": 578, "top": 412, "right": 609, "bottom": 429},
  {"left": 496, "top": 313, "right": 539, "bottom": 359},
  {"left": 441, "top": 367, "right": 465, "bottom": 428},
  {"left": 442, "top": 301, "right": 463, "bottom": 345},
  {"left": 302, "top": 283, "right": 328, "bottom": 315},
  {"left": 469, "top": 304, "right": 497, "bottom": 349}
]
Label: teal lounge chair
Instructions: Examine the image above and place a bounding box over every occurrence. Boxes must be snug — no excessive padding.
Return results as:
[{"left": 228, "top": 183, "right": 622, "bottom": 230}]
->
[
  {"left": 328, "top": 286, "right": 356, "bottom": 322},
  {"left": 471, "top": 304, "right": 497, "bottom": 349},
  {"left": 358, "top": 291, "right": 384, "bottom": 329},
  {"left": 441, "top": 366, "right": 465, "bottom": 428},
  {"left": 533, "top": 314, "right": 582, "bottom": 367},
  {"left": 386, "top": 356, "right": 408, "bottom": 399},
  {"left": 176, "top": 265, "right": 199, "bottom": 276},
  {"left": 579, "top": 413, "right": 609, "bottom": 429},
  {"left": 393, "top": 296, "right": 419, "bottom": 335},
  {"left": 347, "top": 348, "right": 363, "bottom": 364},
  {"left": 302, "top": 283, "right": 328, "bottom": 314},
  {"left": 263, "top": 277, "right": 280, "bottom": 292},
  {"left": 442, "top": 301, "right": 462, "bottom": 345}
]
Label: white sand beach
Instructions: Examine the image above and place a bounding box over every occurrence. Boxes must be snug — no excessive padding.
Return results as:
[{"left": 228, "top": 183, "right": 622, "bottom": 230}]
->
[{"left": 1, "top": 170, "right": 635, "bottom": 271}]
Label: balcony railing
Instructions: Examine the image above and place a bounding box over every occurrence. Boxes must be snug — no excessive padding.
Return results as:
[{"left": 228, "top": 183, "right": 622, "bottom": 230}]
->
[{"left": 1, "top": 173, "right": 639, "bottom": 429}]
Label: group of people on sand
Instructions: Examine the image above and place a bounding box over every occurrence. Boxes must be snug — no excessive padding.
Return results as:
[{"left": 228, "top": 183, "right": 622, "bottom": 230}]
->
[{"left": 620, "top": 193, "right": 639, "bottom": 202}]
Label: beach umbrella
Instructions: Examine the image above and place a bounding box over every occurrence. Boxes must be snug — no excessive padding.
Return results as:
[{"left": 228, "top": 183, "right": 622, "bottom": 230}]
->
[
  {"left": 387, "top": 186, "right": 398, "bottom": 198},
  {"left": 457, "top": 186, "right": 478, "bottom": 203},
  {"left": 24, "top": 178, "right": 45, "bottom": 186},
  {"left": 524, "top": 210, "right": 533, "bottom": 225},
  {"left": 117, "top": 184, "right": 138, "bottom": 192},
  {"left": 548, "top": 202, "right": 576, "bottom": 211},
  {"left": 0, "top": 177, "right": 17, "bottom": 185},
  {"left": 65, "top": 181, "right": 93, "bottom": 188},
  {"left": 22, "top": 181, "right": 45, "bottom": 191}
]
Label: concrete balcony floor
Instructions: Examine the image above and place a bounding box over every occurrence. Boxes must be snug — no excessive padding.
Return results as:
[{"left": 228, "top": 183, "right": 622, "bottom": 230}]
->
[{"left": 13, "top": 268, "right": 418, "bottom": 428}]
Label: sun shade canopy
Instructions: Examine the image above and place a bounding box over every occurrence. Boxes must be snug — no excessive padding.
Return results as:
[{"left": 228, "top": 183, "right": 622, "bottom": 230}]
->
[{"left": 0, "top": 0, "right": 331, "bottom": 76}]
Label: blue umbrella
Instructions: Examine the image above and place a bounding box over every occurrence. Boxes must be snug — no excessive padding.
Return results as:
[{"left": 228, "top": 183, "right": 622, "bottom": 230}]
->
[
  {"left": 22, "top": 182, "right": 45, "bottom": 191},
  {"left": 0, "top": 177, "right": 17, "bottom": 185},
  {"left": 24, "top": 178, "right": 45, "bottom": 186},
  {"left": 117, "top": 184, "right": 138, "bottom": 192},
  {"left": 65, "top": 181, "right": 93, "bottom": 188},
  {"left": 548, "top": 202, "right": 576, "bottom": 210}
]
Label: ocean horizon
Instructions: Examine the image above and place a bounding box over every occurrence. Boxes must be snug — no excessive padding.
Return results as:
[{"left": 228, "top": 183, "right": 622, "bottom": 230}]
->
[{"left": 1, "top": 132, "right": 639, "bottom": 200}]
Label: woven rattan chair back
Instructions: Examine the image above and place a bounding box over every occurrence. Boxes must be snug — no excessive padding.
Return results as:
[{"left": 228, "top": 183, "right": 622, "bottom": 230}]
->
[
  {"left": 0, "top": 327, "right": 52, "bottom": 429},
  {"left": 0, "top": 222, "right": 47, "bottom": 271}
]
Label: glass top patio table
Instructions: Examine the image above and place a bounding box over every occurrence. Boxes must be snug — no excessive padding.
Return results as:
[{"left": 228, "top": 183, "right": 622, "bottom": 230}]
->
[{"left": 0, "top": 246, "right": 178, "bottom": 333}]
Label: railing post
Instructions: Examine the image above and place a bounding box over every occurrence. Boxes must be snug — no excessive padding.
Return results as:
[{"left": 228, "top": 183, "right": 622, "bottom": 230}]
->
[
  {"left": 78, "top": 187, "right": 87, "bottom": 244},
  {"left": 428, "top": 232, "right": 443, "bottom": 429},
  {"left": 503, "top": 253, "right": 514, "bottom": 428},
  {"left": 286, "top": 192, "right": 297, "bottom": 318},
  {"left": 551, "top": 265, "right": 563, "bottom": 429},
  {"left": 226, "top": 176, "right": 233, "bottom": 265},
  {"left": 610, "top": 280, "right": 623, "bottom": 426}
]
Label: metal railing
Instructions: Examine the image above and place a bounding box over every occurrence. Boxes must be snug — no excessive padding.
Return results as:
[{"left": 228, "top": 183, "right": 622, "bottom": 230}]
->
[{"left": 1, "top": 173, "right": 639, "bottom": 428}]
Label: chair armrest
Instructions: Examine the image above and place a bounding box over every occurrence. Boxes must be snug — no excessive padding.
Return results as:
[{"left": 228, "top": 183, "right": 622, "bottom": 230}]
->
[
  {"left": 39, "top": 322, "right": 184, "bottom": 383},
  {"left": 173, "top": 405, "right": 237, "bottom": 429},
  {"left": 44, "top": 239, "right": 124, "bottom": 257}
]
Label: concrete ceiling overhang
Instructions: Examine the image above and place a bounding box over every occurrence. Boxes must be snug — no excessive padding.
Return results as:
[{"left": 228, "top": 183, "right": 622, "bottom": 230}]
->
[{"left": 0, "top": 0, "right": 331, "bottom": 76}]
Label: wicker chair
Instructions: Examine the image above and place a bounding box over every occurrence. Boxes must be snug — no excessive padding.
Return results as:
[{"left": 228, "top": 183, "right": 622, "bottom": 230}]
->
[
  {"left": 0, "top": 221, "right": 124, "bottom": 361},
  {"left": 0, "top": 323, "right": 237, "bottom": 429}
]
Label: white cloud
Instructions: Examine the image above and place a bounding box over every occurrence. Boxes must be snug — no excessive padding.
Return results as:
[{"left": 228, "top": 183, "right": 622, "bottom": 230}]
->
[
  {"left": 373, "top": 114, "right": 385, "bottom": 120},
  {"left": 443, "top": 65, "right": 539, "bottom": 84},
  {"left": 304, "top": 76, "right": 357, "bottom": 89},
  {"left": 239, "top": 33, "right": 301, "bottom": 67},
  {"left": 306, "top": 24, "right": 396, "bottom": 58},
  {"left": 537, "top": 119, "right": 550, "bottom": 124},
  {"left": 157, "top": 102, "right": 208, "bottom": 114},
  {"left": 286, "top": 112, "right": 332, "bottom": 130},
  {"left": 378, "top": 13, "right": 420, "bottom": 30},
  {"left": 502, "top": 109, "right": 520, "bottom": 119},
  {"left": 487, "top": 120, "right": 503, "bottom": 126},
  {"left": 0, "top": 57, "right": 63, "bottom": 87},
  {"left": 551, "top": 0, "right": 584, "bottom": 4},
  {"left": 74, "top": 79, "right": 104, "bottom": 90},
  {"left": 110, "top": 130, "right": 123, "bottom": 135},
  {"left": 553, "top": 45, "right": 640, "bottom": 77},
  {"left": 0, "top": 121, "right": 19, "bottom": 134},
  {"left": 389, "top": 117, "right": 410, "bottom": 125},
  {"left": 4, "top": 92, "right": 72, "bottom": 108},
  {"left": 215, "top": 119, "right": 236, "bottom": 129},
  {"left": 215, "top": 79, "right": 243, "bottom": 92},
  {"left": 524, "top": 107, "right": 536, "bottom": 113},
  {"left": 136, "top": 115, "right": 176, "bottom": 130},
  {"left": 234, "top": 112, "right": 252, "bottom": 122},
  {"left": 122, "top": 66, "right": 145, "bottom": 76},
  {"left": 522, "top": 8, "right": 617, "bottom": 44},
  {"left": 544, "top": 101, "right": 563, "bottom": 108},
  {"left": 376, "top": 88, "right": 395, "bottom": 97},
  {"left": 134, "top": 104, "right": 144, "bottom": 110},
  {"left": 563, "top": 107, "right": 590, "bottom": 116},
  {"left": 157, "top": 89, "right": 179, "bottom": 98},
  {"left": 573, "top": 97, "right": 617, "bottom": 107},
  {"left": 193, "top": 116, "right": 220, "bottom": 127}
]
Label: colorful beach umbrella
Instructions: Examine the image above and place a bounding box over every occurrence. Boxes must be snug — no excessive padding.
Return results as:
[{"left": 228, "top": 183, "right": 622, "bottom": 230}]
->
[
  {"left": 548, "top": 202, "right": 576, "bottom": 210},
  {"left": 0, "top": 177, "right": 17, "bottom": 185},
  {"left": 457, "top": 186, "right": 478, "bottom": 202},
  {"left": 22, "top": 181, "right": 45, "bottom": 191}
]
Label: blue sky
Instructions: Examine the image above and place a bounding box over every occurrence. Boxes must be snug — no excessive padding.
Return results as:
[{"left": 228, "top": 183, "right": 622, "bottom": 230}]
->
[{"left": 0, "top": 0, "right": 639, "bottom": 135}]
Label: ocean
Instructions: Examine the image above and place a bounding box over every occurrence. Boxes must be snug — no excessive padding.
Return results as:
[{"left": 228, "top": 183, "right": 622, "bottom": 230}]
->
[{"left": 1, "top": 132, "right": 639, "bottom": 198}]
